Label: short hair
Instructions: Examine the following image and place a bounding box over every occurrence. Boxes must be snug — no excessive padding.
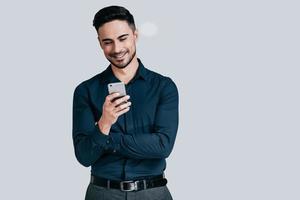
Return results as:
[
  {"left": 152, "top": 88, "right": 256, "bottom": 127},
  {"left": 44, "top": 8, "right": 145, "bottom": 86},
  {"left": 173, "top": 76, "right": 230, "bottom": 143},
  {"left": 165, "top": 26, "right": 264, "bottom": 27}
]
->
[{"left": 93, "top": 5, "right": 136, "bottom": 32}]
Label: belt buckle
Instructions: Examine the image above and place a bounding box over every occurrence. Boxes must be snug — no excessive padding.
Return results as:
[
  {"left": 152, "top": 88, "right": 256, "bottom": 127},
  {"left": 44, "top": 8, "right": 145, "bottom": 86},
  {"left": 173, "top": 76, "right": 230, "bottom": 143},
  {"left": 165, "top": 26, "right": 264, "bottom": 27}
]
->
[{"left": 120, "top": 180, "right": 138, "bottom": 192}]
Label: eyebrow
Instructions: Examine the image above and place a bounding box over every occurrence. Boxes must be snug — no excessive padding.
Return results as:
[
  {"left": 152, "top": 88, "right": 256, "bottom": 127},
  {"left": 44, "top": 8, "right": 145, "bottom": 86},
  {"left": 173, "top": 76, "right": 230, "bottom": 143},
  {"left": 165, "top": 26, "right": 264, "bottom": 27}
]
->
[{"left": 101, "top": 34, "right": 129, "bottom": 42}]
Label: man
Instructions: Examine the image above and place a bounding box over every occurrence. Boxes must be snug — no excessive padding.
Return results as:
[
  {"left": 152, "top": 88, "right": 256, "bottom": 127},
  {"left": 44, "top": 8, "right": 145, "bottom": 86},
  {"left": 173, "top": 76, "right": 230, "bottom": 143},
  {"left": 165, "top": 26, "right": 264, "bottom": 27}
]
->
[{"left": 72, "top": 5, "right": 179, "bottom": 200}]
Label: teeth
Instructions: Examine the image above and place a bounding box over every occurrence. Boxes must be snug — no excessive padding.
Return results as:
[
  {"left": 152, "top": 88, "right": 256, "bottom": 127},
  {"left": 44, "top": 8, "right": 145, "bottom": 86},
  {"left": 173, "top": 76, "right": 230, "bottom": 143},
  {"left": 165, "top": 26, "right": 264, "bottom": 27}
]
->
[{"left": 115, "top": 53, "right": 126, "bottom": 58}]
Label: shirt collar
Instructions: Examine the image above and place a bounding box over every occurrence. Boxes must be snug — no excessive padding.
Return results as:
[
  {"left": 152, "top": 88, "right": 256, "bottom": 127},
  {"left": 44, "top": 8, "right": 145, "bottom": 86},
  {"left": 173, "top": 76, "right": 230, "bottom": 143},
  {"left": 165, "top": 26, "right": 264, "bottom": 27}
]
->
[{"left": 100, "top": 58, "right": 148, "bottom": 84}]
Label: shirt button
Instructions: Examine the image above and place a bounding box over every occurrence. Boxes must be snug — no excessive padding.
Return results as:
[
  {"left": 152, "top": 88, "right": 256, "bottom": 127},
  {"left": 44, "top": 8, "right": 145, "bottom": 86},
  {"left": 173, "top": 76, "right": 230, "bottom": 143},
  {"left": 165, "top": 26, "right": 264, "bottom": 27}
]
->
[
  {"left": 113, "top": 150, "right": 116, "bottom": 153},
  {"left": 106, "top": 140, "right": 110, "bottom": 144}
]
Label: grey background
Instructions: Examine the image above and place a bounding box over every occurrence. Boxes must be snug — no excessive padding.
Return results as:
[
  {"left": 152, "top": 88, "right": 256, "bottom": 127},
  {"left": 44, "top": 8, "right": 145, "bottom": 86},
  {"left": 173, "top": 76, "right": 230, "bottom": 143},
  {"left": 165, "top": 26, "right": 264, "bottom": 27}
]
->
[{"left": 0, "top": 0, "right": 299, "bottom": 199}]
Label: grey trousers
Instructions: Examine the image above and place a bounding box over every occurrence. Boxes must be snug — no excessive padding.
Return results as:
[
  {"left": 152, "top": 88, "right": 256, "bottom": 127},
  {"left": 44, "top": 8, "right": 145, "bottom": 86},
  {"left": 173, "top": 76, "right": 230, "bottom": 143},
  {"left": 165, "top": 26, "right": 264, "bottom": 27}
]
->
[{"left": 85, "top": 183, "right": 173, "bottom": 200}]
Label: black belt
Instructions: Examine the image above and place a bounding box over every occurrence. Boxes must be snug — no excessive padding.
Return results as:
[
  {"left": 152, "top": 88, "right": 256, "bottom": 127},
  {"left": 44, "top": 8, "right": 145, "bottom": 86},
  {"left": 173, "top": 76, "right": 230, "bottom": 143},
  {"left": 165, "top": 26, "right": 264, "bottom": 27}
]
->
[{"left": 90, "top": 175, "right": 167, "bottom": 192}]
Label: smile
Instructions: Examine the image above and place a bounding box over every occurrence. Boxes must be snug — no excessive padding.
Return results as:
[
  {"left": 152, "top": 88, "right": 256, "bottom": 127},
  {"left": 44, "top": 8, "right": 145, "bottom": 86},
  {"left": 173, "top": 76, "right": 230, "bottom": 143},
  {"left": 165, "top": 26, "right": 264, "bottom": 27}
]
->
[{"left": 114, "top": 52, "right": 127, "bottom": 59}]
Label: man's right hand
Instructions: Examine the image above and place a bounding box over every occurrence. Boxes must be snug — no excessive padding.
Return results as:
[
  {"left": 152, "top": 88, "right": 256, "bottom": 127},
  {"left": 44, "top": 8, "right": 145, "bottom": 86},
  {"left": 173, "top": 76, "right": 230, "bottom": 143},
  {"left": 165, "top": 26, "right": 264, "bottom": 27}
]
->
[{"left": 98, "top": 93, "right": 131, "bottom": 135}]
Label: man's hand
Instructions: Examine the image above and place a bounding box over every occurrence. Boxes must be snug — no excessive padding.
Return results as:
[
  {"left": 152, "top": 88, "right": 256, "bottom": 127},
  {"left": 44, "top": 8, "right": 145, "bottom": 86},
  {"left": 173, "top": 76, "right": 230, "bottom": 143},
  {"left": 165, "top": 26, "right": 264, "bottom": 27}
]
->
[{"left": 98, "top": 93, "right": 131, "bottom": 135}]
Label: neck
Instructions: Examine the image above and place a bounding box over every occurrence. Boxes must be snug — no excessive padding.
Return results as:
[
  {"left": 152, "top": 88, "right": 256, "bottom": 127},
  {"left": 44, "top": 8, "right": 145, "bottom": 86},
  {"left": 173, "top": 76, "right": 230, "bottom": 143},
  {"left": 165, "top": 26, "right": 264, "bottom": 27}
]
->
[{"left": 111, "top": 56, "right": 139, "bottom": 84}]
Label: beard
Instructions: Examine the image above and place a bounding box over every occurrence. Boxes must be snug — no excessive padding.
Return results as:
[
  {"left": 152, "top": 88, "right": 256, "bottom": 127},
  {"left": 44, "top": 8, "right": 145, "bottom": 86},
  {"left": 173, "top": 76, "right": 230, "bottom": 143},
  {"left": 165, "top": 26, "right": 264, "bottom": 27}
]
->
[{"left": 107, "top": 49, "right": 136, "bottom": 69}]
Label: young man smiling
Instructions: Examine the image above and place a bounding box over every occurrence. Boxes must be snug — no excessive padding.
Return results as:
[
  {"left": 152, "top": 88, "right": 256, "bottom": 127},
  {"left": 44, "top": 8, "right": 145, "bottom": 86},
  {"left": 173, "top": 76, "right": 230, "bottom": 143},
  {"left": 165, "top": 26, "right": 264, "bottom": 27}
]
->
[{"left": 72, "top": 6, "right": 179, "bottom": 200}]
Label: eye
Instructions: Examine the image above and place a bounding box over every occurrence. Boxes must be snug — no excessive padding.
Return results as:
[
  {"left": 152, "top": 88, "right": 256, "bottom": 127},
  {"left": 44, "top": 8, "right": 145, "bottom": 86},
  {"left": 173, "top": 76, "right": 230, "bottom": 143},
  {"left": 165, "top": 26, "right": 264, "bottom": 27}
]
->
[
  {"left": 103, "top": 41, "right": 112, "bottom": 45},
  {"left": 120, "top": 37, "right": 127, "bottom": 41}
]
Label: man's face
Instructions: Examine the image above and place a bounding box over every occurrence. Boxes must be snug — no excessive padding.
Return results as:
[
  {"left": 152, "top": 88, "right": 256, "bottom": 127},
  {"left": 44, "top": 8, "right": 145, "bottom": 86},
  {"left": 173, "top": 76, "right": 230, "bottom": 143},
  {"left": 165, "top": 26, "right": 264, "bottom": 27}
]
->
[{"left": 98, "top": 20, "right": 138, "bottom": 69}]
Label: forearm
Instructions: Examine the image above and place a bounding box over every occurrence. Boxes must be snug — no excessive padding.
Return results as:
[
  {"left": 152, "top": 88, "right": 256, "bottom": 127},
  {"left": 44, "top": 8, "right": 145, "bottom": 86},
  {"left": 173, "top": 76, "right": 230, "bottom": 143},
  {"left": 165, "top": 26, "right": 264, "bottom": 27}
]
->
[
  {"left": 107, "top": 78, "right": 179, "bottom": 159},
  {"left": 73, "top": 126, "right": 112, "bottom": 167},
  {"left": 109, "top": 128, "right": 178, "bottom": 159},
  {"left": 72, "top": 84, "right": 113, "bottom": 167}
]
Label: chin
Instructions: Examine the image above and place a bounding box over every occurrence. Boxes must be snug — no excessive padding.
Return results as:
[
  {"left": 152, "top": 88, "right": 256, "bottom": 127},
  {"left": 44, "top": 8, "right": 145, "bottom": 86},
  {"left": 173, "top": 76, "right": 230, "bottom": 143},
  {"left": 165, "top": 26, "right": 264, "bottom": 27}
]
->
[
  {"left": 109, "top": 58, "right": 132, "bottom": 69},
  {"left": 110, "top": 60, "right": 129, "bottom": 69},
  {"left": 115, "top": 64, "right": 128, "bottom": 69}
]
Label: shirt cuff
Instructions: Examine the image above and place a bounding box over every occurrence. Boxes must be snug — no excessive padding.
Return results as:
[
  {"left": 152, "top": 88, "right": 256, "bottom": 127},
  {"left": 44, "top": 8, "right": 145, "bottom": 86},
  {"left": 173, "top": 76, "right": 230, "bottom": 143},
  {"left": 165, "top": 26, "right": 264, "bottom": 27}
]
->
[
  {"left": 110, "top": 131, "right": 122, "bottom": 153},
  {"left": 91, "top": 125, "right": 112, "bottom": 150}
]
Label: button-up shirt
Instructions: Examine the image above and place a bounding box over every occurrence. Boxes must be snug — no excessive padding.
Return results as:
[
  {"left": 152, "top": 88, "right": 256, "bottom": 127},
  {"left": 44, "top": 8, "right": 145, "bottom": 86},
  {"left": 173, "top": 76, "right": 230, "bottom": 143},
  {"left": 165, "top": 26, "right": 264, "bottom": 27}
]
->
[{"left": 72, "top": 58, "right": 179, "bottom": 181}]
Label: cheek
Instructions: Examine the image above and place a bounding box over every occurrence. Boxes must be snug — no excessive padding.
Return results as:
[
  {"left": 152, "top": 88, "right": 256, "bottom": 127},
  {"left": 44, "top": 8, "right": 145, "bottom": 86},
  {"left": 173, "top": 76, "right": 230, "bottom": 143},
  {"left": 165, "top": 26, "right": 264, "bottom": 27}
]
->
[
  {"left": 126, "top": 40, "right": 136, "bottom": 50},
  {"left": 102, "top": 47, "right": 112, "bottom": 55}
]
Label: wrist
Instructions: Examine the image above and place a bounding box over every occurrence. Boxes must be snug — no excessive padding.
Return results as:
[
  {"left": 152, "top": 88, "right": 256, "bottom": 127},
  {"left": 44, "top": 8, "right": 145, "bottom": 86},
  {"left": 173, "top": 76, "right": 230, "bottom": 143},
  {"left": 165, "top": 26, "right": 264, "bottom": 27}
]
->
[{"left": 98, "top": 117, "right": 111, "bottom": 135}]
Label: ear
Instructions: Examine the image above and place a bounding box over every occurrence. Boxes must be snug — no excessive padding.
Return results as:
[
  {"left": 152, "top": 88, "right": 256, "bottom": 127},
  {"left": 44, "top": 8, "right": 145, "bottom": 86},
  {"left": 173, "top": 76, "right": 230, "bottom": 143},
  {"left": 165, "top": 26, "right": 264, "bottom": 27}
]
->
[
  {"left": 97, "top": 36, "right": 104, "bottom": 49},
  {"left": 133, "top": 29, "right": 138, "bottom": 42}
]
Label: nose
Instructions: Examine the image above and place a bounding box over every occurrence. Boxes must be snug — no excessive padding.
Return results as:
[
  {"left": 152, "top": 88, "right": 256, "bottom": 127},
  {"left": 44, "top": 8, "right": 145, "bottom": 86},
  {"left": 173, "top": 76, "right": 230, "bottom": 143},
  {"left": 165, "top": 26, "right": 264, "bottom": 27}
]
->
[{"left": 113, "top": 41, "right": 122, "bottom": 53}]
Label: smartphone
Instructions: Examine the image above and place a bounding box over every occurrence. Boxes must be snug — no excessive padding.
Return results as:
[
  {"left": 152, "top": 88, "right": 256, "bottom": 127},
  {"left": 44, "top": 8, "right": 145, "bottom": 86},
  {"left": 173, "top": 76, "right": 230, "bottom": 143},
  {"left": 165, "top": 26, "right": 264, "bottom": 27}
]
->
[{"left": 107, "top": 82, "right": 127, "bottom": 102}]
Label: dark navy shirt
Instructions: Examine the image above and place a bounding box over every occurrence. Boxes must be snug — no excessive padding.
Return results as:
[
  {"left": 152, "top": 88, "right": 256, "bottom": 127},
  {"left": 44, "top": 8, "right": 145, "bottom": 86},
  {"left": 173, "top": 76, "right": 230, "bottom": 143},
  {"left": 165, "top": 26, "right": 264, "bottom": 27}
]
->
[{"left": 72, "top": 59, "right": 179, "bottom": 181}]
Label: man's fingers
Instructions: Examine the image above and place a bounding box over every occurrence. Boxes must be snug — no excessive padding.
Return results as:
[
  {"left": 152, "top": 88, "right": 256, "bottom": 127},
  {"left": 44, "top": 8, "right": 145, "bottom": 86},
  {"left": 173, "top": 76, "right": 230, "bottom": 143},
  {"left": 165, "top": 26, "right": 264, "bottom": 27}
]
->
[
  {"left": 116, "top": 107, "right": 130, "bottom": 117},
  {"left": 116, "top": 101, "right": 131, "bottom": 111},
  {"left": 113, "top": 95, "right": 130, "bottom": 106},
  {"left": 106, "top": 92, "right": 120, "bottom": 101}
]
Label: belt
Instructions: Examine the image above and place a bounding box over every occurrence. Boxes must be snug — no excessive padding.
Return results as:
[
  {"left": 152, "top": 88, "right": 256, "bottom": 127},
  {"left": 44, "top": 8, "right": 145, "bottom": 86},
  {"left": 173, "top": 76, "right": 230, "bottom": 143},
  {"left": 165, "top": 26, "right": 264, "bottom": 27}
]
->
[{"left": 90, "top": 174, "right": 167, "bottom": 192}]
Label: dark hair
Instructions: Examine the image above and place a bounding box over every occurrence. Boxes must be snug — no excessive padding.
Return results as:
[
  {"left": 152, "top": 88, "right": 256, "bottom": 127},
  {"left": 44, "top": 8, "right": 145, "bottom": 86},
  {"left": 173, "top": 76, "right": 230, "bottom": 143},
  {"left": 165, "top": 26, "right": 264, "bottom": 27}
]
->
[{"left": 93, "top": 6, "right": 136, "bottom": 32}]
